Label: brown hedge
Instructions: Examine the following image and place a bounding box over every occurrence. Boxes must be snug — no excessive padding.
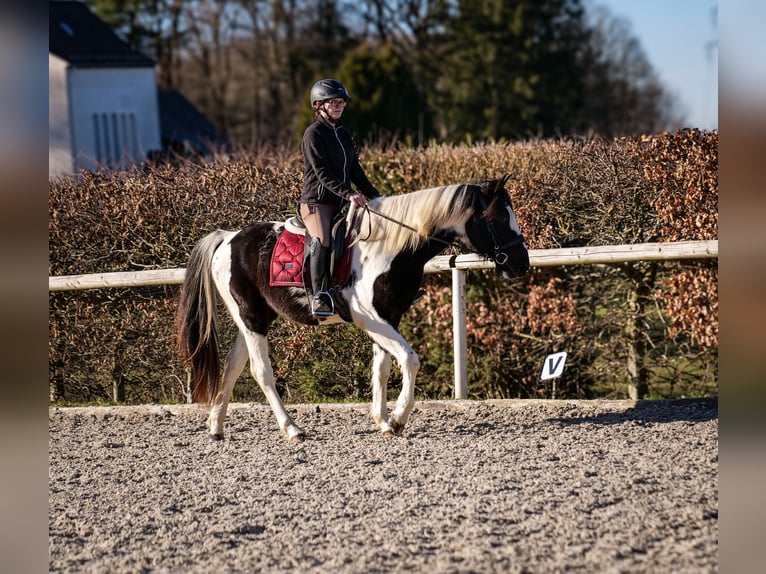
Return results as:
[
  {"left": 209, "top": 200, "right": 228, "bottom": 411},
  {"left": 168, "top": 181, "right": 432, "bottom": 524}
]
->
[{"left": 49, "top": 132, "right": 717, "bottom": 404}]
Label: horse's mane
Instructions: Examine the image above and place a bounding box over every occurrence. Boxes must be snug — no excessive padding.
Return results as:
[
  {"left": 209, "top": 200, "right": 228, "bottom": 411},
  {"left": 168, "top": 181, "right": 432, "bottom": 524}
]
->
[{"left": 354, "top": 184, "right": 474, "bottom": 255}]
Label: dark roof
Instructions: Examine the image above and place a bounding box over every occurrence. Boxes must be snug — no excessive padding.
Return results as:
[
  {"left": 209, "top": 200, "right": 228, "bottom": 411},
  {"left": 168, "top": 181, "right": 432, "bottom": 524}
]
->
[
  {"left": 49, "top": 1, "right": 155, "bottom": 67},
  {"left": 158, "top": 89, "right": 228, "bottom": 152}
]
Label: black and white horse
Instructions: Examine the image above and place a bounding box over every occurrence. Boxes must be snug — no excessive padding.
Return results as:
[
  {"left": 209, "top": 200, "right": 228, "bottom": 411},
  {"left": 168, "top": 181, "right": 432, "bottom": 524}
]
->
[{"left": 176, "top": 176, "right": 529, "bottom": 441}]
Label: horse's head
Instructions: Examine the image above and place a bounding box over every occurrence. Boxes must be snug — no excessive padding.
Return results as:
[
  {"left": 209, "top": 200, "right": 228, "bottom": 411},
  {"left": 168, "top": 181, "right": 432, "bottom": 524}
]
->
[{"left": 465, "top": 175, "right": 530, "bottom": 279}]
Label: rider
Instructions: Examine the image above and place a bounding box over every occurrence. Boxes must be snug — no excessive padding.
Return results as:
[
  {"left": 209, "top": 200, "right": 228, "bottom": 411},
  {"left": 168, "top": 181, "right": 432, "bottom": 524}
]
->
[{"left": 299, "top": 78, "right": 380, "bottom": 316}]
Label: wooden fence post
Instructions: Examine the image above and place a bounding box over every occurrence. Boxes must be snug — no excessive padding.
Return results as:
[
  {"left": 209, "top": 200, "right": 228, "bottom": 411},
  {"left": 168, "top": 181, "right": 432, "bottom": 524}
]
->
[{"left": 452, "top": 269, "right": 468, "bottom": 399}]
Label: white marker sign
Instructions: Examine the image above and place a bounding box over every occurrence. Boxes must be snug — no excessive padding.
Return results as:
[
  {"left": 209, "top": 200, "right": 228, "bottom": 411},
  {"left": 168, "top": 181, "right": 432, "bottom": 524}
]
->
[{"left": 540, "top": 351, "right": 568, "bottom": 381}]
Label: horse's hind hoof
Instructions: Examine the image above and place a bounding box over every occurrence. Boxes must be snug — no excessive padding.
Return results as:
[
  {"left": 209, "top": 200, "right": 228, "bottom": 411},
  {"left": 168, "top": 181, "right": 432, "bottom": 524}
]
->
[
  {"left": 209, "top": 433, "right": 224, "bottom": 442},
  {"left": 382, "top": 430, "right": 395, "bottom": 437},
  {"left": 286, "top": 427, "right": 305, "bottom": 442},
  {"left": 392, "top": 421, "right": 405, "bottom": 436}
]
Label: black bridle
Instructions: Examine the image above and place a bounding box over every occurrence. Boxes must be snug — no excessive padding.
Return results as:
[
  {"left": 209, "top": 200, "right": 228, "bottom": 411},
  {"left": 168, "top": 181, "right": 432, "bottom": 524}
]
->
[{"left": 474, "top": 191, "right": 526, "bottom": 266}]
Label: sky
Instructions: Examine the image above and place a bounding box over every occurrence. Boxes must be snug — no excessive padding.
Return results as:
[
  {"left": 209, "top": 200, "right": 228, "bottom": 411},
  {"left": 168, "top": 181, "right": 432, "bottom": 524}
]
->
[{"left": 591, "top": 0, "right": 718, "bottom": 130}]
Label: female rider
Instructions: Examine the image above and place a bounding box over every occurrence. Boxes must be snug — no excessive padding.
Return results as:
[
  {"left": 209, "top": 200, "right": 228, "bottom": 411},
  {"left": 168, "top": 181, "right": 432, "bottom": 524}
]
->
[{"left": 299, "top": 78, "right": 380, "bottom": 316}]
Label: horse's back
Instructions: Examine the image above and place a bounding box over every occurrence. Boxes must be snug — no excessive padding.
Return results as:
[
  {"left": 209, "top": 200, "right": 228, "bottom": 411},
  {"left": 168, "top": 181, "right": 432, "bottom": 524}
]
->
[
  {"left": 223, "top": 221, "right": 319, "bottom": 327},
  {"left": 225, "top": 221, "right": 282, "bottom": 285}
]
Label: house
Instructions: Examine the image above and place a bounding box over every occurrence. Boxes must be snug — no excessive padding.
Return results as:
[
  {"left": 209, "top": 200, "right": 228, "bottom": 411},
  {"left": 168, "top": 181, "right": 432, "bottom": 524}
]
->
[
  {"left": 49, "top": 0, "right": 161, "bottom": 177},
  {"left": 156, "top": 88, "right": 227, "bottom": 160},
  {"left": 49, "top": 1, "right": 225, "bottom": 177}
]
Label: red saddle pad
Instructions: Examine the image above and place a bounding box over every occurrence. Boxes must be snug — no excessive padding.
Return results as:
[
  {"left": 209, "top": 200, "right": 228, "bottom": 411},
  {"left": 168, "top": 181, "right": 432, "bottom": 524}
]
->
[{"left": 269, "top": 230, "right": 353, "bottom": 288}]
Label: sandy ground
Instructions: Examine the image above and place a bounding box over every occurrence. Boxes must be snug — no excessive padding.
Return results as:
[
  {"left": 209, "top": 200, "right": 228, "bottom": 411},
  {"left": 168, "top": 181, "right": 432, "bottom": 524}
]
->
[{"left": 49, "top": 398, "right": 717, "bottom": 573}]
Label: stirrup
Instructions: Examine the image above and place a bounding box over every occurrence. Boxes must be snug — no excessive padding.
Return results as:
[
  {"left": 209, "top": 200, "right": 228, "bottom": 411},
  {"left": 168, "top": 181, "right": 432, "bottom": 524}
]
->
[{"left": 311, "top": 291, "right": 335, "bottom": 317}]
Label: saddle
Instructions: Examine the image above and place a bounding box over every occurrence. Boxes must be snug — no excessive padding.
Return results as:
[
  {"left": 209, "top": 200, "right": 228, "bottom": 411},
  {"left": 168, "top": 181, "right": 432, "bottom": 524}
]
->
[{"left": 269, "top": 206, "right": 354, "bottom": 288}]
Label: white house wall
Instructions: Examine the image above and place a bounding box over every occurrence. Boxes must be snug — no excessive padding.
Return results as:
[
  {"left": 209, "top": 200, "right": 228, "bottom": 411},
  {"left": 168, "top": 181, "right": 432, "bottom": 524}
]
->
[
  {"left": 49, "top": 54, "right": 73, "bottom": 178},
  {"left": 67, "top": 67, "right": 161, "bottom": 173}
]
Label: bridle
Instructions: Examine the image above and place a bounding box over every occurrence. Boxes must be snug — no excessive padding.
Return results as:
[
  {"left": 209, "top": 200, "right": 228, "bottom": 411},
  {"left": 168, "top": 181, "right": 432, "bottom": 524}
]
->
[{"left": 474, "top": 190, "right": 526, "bottom": 266}]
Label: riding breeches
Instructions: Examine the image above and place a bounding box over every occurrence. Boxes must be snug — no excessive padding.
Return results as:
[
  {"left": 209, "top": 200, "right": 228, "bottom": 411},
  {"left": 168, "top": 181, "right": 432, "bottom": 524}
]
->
[{"left": 299, "top": 203, "right": 337, "bottom": 247}]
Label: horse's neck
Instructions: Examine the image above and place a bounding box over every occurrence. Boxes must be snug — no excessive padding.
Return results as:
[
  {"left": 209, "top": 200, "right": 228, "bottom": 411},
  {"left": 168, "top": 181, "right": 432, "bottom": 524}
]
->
[{"left": 411, "top": 231, "right": 457, "bottom": 265}]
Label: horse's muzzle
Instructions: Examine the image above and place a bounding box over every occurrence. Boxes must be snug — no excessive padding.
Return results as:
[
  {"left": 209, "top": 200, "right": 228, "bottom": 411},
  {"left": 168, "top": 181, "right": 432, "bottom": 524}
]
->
[
  {"left": 496, "top": 248, "right": 530, "bottom": 279},
  {"left": 499, "top": 267, "right": 527, "bottom": 280}
]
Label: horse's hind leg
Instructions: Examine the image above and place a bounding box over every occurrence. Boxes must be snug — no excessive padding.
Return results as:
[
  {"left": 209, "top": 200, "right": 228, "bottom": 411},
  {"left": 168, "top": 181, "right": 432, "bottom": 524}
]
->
[
  {"left": 208, "top": 332, "right": 248, "bottom": 440},
  {"left": 370, "top": 343, "right": 395, "bottom": 435},
  {"left": 242, "top": 329, "right": 304, "bottom": 441}
]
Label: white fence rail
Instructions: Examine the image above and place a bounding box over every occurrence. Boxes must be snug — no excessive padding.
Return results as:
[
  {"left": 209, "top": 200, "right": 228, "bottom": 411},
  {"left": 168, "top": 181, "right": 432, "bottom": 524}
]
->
[{"left": 49, "top": 240, "right": 718, "bottom": 398}]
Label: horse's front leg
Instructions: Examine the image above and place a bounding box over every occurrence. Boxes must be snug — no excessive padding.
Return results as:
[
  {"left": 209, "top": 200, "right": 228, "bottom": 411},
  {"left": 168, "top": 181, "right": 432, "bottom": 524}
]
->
[
  {"left": 370, "top": 343, "right": 394, "bottom": 435},
  {"left": 390, "top": 346, "right": 420, "bottom": 435},
  {"left": 208, "top": 333, "right": 248, "bottom": 440},
  {"left": 368, "top": 331, "right": 420, "bottom": 436}
]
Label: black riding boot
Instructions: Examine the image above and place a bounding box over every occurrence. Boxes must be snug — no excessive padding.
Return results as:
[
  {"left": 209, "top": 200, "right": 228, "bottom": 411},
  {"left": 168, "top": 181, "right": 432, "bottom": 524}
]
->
[{"left": 309, "top": 242, "right": 334, "bottom": 316}]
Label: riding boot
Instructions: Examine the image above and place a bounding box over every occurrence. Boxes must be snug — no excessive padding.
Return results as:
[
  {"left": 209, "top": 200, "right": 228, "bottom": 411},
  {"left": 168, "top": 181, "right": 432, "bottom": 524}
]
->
[{"left": 310, "top": 243, "right": 334, "bottom": 316}]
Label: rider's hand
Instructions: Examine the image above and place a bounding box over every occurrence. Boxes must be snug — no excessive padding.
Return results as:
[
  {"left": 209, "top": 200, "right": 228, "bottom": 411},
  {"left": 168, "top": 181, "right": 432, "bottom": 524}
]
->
[{"left": 349, "top": 193, "right": 367, "bottom": 207}]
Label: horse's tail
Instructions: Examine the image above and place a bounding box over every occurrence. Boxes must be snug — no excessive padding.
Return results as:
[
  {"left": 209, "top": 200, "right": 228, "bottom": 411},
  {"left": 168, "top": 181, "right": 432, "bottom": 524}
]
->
[{"left": 175, "top": 230, "right": 229, "bottom": 405}]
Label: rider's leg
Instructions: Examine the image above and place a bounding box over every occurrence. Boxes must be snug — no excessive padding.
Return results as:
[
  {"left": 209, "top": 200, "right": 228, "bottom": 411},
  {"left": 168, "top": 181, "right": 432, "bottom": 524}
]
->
[
  {"left": 299, "top": 203, "right": 337, "bottom": 316},
  {"left": 308, "top": 237, "right": 334, "bottom": 315}
]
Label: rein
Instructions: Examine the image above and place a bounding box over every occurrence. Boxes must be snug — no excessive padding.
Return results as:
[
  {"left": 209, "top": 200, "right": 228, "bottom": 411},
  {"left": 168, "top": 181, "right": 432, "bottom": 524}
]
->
[{"left": 360, "top": 204, "right": 454, "bottom": 247}]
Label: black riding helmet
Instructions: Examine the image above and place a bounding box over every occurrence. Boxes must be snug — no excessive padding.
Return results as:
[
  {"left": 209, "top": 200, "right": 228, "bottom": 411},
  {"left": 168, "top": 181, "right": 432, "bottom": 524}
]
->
[{"left": 310, "top": 78, "right": 351, "bottom": 106}]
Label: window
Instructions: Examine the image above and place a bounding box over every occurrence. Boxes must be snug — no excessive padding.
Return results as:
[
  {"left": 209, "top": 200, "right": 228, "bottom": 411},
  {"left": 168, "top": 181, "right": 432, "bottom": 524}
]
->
[{"left": 92, "top": 112, "right": 139, "bottom": 168}]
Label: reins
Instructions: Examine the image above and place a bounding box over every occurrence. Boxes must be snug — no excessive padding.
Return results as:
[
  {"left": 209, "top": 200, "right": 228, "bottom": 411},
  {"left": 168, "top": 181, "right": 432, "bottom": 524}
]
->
[{"left": 359, "top": 204, "right": 455, "bottom": 247}]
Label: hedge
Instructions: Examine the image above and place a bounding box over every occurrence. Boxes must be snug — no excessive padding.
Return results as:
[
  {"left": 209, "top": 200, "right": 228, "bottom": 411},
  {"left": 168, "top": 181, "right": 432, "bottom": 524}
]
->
[{"left": 49, "top": 130, "right": 717, "bottom": 404}]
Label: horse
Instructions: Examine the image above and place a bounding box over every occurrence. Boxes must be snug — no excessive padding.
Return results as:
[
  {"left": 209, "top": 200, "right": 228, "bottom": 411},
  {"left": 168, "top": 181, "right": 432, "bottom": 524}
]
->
[{"left": 175, "top": 175, "right": 529, "bottom": 441}]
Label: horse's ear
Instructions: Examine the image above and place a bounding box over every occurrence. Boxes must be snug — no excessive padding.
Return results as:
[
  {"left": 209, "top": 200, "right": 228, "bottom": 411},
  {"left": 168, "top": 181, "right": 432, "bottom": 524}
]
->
[
  {"left": 490, "top": 174, "right": 510, "bottom": 190},
  {"left": 480, "top": 176, "right": 504, "bottom": 194}
]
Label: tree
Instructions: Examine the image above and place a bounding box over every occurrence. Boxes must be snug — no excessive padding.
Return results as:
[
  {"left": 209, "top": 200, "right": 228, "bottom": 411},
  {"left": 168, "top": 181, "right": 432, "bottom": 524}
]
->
[
  {"left": 88, "top": 0, "right": 688, "bottom": 146},
  {"left": 421, "top": 0, "right": 590, "bottom": 141},
  {"left": 86, "top": 0, "right": 185, "bottom": 89},
  {"left": 334, "top": 43, "right": 433, "bottom": 145},
  {"left": 213, "top": 0, "right": 357, "bottom": 145},
  {"left": 229, "top": 0, "right": 302, "bottom": 145},
  {"left": 179, "top": 0, "right": 239, "bottom": 137},
  {"left": 580, "top": 6, "right": 684, "bottom": 136}
]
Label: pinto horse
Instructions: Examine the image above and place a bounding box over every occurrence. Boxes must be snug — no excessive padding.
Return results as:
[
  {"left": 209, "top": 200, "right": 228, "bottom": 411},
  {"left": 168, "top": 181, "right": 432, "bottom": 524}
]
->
[{"left": 176, "top": 175, "right": 529, "bottom": 441}]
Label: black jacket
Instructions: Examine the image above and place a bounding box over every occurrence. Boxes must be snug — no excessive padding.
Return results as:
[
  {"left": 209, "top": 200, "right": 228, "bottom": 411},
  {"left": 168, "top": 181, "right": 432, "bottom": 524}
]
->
[{"left": 300, "top": 116, "right": 379, "bottom": 206}]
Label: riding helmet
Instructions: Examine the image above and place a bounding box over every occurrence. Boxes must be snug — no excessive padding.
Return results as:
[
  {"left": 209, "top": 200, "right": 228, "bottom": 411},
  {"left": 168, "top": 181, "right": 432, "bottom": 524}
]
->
[{"left": 310, "top": 79, "right": 351, "bottom": 106}]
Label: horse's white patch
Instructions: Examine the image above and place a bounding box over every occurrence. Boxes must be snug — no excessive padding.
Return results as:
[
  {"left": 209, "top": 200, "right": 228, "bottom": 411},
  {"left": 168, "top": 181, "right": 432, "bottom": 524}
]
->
[{"left": 505, "top": 205, "right": 520, "bottom": 235}]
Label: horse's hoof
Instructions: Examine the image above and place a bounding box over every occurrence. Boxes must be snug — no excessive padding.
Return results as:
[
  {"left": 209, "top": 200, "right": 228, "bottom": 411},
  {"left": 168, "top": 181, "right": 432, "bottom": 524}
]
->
[
  {"left": 286, "top": 426, "right": 305, "bottom": 442},
  {"left": 392, "top": 421, "right": 405, "bottom": 436},
  {"left": 382, "top": 429, "right": 395, "bottom": 437},
  {"left": 209, "top": 433, "right": 224, "bottom": 442}
]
